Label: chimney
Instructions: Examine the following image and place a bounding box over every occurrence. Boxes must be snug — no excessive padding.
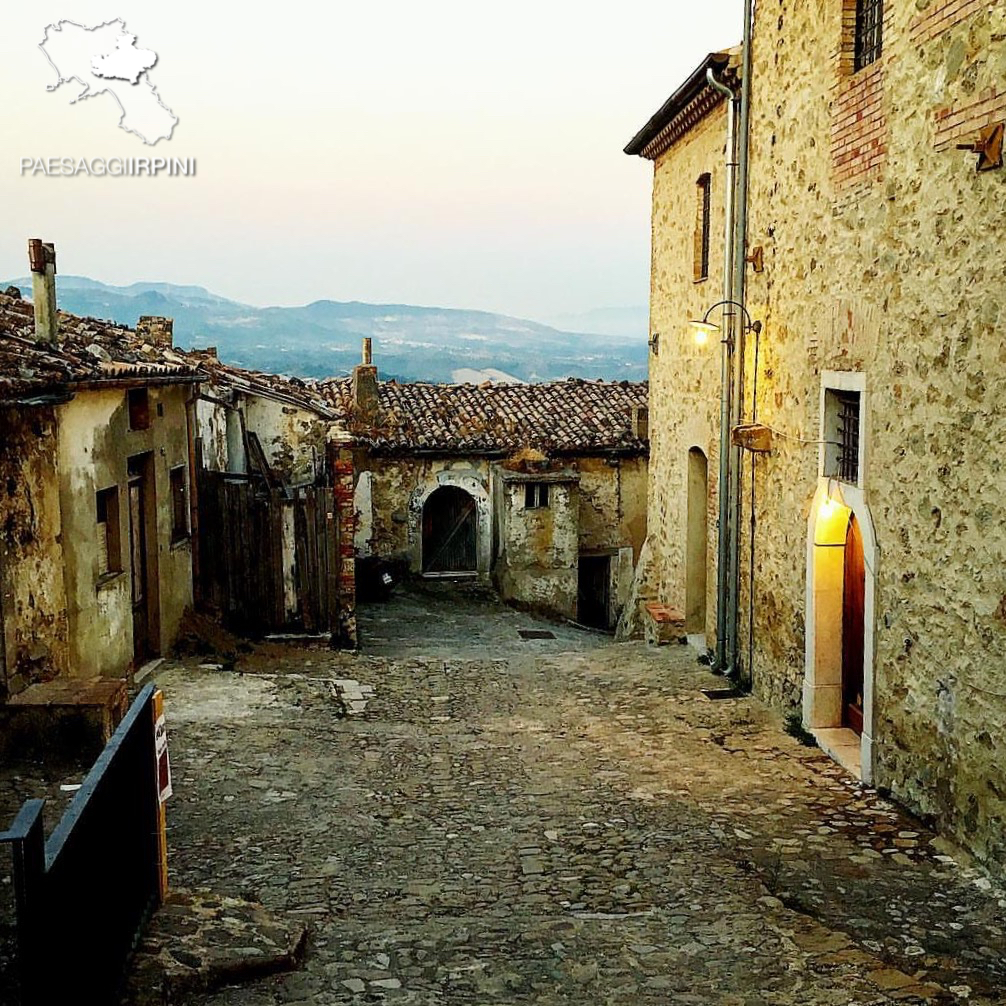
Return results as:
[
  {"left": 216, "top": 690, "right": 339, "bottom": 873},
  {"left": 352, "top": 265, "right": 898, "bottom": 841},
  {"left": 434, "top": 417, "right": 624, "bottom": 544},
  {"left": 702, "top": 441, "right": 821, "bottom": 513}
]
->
[
  {"left": 631, "top": 405, "right": 649, "bottom": 440},
  {"left": 28, "top": 238, "right": 58, "bottom": 345},
  {"left": 352, "top": 338, "right": 379, "bottom": 421},
  {"left": 136, "top": 315, "right": 174, "bottom": 347}
]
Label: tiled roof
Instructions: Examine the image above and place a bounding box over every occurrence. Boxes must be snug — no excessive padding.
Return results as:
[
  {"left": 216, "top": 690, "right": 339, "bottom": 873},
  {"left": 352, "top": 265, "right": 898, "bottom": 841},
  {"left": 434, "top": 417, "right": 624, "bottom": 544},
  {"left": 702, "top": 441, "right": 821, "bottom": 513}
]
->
[
  {"left": 0, "top": 290, "right": 199, "bottom": 403},
  {"left": 320, "top": 377, "right": 649, "bottom": 455},
  {"left": 183, "top": 349, "right": 337, "bottom": 419}
]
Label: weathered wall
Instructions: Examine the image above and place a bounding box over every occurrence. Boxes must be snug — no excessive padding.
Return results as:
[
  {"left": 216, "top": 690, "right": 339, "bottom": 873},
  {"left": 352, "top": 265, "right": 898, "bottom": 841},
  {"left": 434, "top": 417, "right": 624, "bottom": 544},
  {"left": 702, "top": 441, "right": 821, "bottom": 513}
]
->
[
  {"left": 196, "top": 394, "right": 327, "bottom": 486},
  {"left": 576, "top": 455, "right": 648, "bottom": 560},
  {"left": 241, "top": 394, "right": 328, "bottom": 485},
  {"left": 646, "top": 103, "right": 729, "bottom": 645},
  {"left": 647, "top": 0, "right": 1006, "bottom": 866},
  {"left": 495, "top": 473, "right": 579, "bottom": 619},
  {"left": 57, "top": 384, "right": 194, "bottom": 677},
  {"left": 356, "top": 455, "right": 492, "bottom": 576},
  {"left": 194, "top": 396, "right": 231, "bottom": 473},
  {"left": 0, "top": 407, "right": 69, "bottom": 698}
]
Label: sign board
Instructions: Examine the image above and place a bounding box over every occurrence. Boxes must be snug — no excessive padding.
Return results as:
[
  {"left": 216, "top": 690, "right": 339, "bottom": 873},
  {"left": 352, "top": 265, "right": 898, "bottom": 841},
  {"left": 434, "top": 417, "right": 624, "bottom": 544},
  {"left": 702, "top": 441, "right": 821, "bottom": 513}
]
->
[{"left": 154, "top": 708, "right": 172, "bottom": 804}]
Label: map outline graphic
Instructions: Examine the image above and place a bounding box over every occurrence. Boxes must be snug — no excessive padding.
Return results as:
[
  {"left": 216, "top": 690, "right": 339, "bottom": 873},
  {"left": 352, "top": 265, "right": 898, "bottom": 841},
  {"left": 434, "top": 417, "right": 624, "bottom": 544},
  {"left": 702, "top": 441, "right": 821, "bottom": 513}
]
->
[{"left": 39, "top": 18, "right": 178, "bottom": 146}]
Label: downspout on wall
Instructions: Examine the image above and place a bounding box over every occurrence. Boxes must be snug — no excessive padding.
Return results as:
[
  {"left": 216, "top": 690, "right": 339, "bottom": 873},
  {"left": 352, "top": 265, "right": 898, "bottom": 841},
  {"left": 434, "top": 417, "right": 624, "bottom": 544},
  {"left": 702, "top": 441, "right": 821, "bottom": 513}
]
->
[
  {"left": 705, "top": 68, "right": 740, "bottom": 675},
  {"left": 729, "top": 0, "right": 756, "bottom": 684}
]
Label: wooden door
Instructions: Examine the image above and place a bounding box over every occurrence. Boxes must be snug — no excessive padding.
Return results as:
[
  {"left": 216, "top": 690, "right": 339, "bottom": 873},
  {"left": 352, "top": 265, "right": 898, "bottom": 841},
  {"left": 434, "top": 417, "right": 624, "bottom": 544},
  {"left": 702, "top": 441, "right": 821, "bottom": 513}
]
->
[
  {"left": 578, "top": 555, "right": 611, "bottom": 629},
  {"left": 842, "top": 514, "right": 866, "bottom": 735},
  {"left": 128, "top": 470, "right": 152, "bottom": 664},
  {"left": 422, "top": 487, "right": 477, "bottom": 573}
]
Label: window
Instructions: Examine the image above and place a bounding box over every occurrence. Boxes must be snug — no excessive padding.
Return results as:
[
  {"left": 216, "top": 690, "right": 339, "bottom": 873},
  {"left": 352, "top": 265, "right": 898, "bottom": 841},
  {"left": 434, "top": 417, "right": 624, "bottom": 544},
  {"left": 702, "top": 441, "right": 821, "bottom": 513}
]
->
[
  {"left": 824, "top": 390, "right": 861, "bottom": 484},
  {"left": 170, "top": 466, "right": 189, "bottom": 542},
  {"left": 96, "top": 486, "right": 122, "bottom": 576},
  {"left": 854, "top": 0, "right": 884, "bottom": 71},
  {"left": 127, "top": 387, "right": 150, "bottom": 430},
  {"left": 524, "top": 482, "right": 550, "bottom": 509},
  {"left": 694, "top": 173, "right": 712, "bottom": 282}
]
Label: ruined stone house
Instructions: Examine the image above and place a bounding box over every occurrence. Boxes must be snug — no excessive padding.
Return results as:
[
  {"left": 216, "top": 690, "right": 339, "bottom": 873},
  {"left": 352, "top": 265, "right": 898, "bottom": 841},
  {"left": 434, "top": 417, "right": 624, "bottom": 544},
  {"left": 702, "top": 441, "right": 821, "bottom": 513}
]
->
[
  {"left": 627, "top": 2, "right": 1006, "bottom": 867},
  {"left": 320, "top": 345, "right": 649, "bottom": 629},
  {"left": 183, "top": 350, "right": 356, "bottom": 645},
  {"left": 0, "top": 254, "right": 199, "bottom": 702}
]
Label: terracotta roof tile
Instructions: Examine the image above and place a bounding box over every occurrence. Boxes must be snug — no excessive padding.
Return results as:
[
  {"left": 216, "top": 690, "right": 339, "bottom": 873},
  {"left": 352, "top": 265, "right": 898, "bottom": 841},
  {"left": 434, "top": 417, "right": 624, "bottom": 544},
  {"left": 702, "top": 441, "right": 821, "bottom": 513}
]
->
[
  {"left": 319, "top": 377, "right": 649, "bottom": 455},
  {"left": 0, "top": 291, "right": 199, "bottom": 402}
]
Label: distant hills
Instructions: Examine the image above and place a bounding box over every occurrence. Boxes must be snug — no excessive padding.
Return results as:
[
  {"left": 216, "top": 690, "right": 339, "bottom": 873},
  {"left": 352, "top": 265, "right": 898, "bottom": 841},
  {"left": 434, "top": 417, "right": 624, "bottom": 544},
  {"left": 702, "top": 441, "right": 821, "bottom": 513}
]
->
[{"left": 3, "top": 276, "right": 648, "bottom": 384}]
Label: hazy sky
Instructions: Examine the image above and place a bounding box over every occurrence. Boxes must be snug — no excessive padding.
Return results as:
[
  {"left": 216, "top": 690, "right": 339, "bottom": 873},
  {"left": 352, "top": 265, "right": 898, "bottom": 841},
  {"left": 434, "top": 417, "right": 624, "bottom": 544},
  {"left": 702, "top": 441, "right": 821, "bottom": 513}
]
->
[{"left": 1, "top": 3, "right": 741, "bottom": 322}]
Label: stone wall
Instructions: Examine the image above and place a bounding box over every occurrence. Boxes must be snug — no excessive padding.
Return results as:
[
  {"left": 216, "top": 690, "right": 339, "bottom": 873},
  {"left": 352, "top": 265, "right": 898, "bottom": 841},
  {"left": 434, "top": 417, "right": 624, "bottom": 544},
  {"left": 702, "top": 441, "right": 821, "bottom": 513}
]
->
[
  {"left": 645, "top": 0, "right": 1006, "bottom": 867},
  {"left": 646, "top": 104, "right": 729, "bottom": 645},
  {"left": 0, "top": 407, "right": 69, "bottom": 698}
]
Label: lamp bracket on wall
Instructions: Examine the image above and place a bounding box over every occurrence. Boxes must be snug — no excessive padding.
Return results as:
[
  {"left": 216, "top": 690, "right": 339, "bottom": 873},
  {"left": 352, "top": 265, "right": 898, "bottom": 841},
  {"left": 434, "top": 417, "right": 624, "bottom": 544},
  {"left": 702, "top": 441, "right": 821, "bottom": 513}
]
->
[{"left": 956, "top": 122, "right": 1003, "bottom": 172}]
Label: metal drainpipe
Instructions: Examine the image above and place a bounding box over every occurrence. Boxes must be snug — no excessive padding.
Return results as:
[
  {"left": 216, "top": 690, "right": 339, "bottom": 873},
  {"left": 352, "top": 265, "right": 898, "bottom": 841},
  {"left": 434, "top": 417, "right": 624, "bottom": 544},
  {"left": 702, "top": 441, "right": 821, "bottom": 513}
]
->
[
  {"left": 728, "top": 0, "right": 756, "bottom": 684},
  {"left": 706, "top": 67, "right": 739, "bottom": 675}
]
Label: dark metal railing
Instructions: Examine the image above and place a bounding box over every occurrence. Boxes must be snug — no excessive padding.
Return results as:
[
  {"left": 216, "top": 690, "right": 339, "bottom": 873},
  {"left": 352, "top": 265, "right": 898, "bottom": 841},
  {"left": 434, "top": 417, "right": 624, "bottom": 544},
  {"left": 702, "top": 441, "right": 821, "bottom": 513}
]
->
[{"left": 0, "top": 683, "right": 162, "bottom": 1005}]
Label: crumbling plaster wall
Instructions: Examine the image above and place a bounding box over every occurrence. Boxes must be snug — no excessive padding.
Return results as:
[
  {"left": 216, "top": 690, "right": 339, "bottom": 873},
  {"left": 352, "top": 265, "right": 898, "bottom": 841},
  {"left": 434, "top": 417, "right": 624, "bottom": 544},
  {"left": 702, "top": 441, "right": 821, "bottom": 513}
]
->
[
  {"left": 194, "top": 396, "right": 230, "bottom": 472},
  {"left": 495, "top": 475, "right": 579, "bottom": 619},
  {"left": 241, "top": 395, "right": 328, "bottom": 485},
  {"left": 647, "top": 105, "right": 729, "bottom": 647},
  {"left": 576, "top": 455, "right": 648, "bottom": 560},
  {"left": 357, "top": 455, "right": 492, "bottom": 576},
  {"left": 738, "top": 0, "right": 1006, "bottom": 865},
  {"left": 0, "top": 407, "right": 69, "bottom": 698},
  {"left": 57, "top": 384, "right": 193, "bottom": 677}
]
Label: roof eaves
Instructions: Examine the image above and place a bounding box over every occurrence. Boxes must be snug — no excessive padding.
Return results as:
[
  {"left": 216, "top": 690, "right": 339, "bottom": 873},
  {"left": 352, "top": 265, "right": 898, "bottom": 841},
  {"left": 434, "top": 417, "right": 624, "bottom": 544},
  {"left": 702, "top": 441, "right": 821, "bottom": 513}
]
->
[{"left": 624, "top": 50, "right": 737, "bottom": 160}]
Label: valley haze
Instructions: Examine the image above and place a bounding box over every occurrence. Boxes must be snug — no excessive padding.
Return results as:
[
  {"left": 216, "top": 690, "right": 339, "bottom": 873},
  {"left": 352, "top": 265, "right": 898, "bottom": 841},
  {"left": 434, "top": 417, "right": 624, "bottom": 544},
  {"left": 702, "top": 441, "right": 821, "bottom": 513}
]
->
[{"left": 4, "top": 276, "right": 648, "bottom": 385}]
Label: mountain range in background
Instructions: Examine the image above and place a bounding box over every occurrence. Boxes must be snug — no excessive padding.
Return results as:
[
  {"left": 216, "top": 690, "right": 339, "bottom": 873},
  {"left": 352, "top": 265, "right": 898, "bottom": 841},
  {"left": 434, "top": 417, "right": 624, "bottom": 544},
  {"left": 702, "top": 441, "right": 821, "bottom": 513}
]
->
[{"left": 3, "top": 276, "right": 648, "bottom": 385}]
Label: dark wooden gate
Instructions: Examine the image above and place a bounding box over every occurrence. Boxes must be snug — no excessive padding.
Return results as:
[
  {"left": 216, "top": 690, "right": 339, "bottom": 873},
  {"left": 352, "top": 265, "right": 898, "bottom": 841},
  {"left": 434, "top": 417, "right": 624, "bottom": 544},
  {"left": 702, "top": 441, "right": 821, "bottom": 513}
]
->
[
  {"left": 422, "top": 486, "right": 477, "bottom": 573},
  {"left": 197, "top": 472, "right": 338, "bottom": 634}
]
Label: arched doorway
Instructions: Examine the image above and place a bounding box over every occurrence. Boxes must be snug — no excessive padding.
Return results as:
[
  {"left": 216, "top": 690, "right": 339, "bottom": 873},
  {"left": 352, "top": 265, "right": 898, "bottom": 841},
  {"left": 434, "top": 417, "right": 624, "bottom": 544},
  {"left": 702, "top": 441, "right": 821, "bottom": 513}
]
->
[
  {"left": 422, "top": 486, "right": 477, "bottom": 574},
  {"left": 805, "top": 483, "right": 876, "bottom": 780},
  {"left": 685, "top": 448, "right": 708, "bottom": 635}
]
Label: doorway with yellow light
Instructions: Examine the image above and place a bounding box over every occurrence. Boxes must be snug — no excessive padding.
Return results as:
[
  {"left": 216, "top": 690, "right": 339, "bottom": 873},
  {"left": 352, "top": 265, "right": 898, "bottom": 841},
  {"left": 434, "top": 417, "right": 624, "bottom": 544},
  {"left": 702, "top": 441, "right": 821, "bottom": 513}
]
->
[{"left": 804, "top": 480, "right": 876, "bottom": 782}]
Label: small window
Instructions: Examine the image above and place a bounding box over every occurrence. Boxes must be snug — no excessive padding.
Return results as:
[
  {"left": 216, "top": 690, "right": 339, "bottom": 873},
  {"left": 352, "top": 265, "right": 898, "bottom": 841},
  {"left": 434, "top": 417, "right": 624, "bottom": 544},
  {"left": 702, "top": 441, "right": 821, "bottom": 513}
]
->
[
  {"left": 694, "top": 173, "right": 712, "bottom": 282},
  {"left": 854, "top": 0, "right": 884, "bottom": 71},
  {"left": 96, "top": 486, "right": 122, "bottom": 576},
  {"left": 170, "top": 466, "right": 188, "bottom": 542},
  {"left": 127, "top": 388, "right": 150, "bottom": 430},
  {"left": 525, "top": 482, "right": 550, "bottom": 509},
  {"left": 824, "top": 389, "right": 861, "bottom": 484}
]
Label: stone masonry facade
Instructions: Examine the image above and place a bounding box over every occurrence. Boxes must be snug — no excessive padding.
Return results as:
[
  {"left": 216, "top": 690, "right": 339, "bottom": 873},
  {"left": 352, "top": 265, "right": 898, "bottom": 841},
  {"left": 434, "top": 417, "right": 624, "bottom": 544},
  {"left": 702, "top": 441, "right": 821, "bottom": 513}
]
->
[{"left": 634, "top": 0, "right": 1006, "bottom": 870}]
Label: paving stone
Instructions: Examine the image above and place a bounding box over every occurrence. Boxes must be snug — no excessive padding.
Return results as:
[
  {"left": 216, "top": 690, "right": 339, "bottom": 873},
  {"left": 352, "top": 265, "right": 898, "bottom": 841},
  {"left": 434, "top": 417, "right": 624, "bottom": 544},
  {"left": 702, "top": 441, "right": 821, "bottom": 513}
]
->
[{"left": 133, "top": 586, "right": 1006, "bottom": 1005}]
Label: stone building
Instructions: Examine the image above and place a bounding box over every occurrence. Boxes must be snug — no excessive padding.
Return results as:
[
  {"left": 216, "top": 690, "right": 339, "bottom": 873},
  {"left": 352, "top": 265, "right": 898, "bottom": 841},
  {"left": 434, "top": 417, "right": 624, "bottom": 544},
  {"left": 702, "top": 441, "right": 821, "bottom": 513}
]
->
[
  {"left": 322, "top": 346, "right": 649, "bottom": 629},
  {"left": 0, "top": 249, "right": 200, "bottom": 700},
  {"left": 627, "top": 2, "right": 1006, "bottom": 867},
  {"left": 183, "top": 350, "right": 356, "bottom": 644}
]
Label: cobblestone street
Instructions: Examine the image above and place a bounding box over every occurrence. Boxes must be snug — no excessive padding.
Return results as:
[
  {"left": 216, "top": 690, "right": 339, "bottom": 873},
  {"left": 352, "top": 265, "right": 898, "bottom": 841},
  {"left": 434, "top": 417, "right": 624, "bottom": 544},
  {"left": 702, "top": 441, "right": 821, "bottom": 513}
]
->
[{"left": 155, "top": 585, "right": 1006, "bottom": 1005}]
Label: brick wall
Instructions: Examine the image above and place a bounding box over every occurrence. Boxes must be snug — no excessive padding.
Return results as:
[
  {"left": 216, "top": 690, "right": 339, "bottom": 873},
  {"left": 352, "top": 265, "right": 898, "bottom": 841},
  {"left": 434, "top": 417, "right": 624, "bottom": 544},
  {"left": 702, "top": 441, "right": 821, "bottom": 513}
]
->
[
  {"left": 933, "top": 87, "right": 1006, "bottom": 150},
  {"left": 330, "top": 443, "right": 358, "bottom": 648},
  {"left": 830, "top": 0, "right": 896, "bottom": 191},
  {"left": 910, "top": 0, "right": 1002, "bottom": 43},
  {"left": 831, "top": 63, "right": 888, "bottom": 188}
]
